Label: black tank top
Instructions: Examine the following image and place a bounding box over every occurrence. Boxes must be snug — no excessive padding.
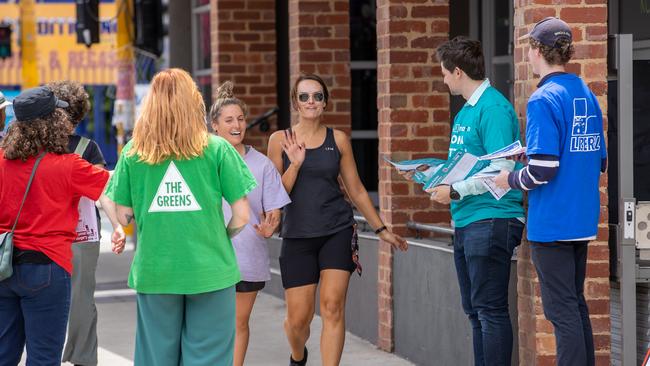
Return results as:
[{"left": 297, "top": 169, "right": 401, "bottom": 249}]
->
[{"left": 281, "top": 128, "right": 354, "bottom": 238}]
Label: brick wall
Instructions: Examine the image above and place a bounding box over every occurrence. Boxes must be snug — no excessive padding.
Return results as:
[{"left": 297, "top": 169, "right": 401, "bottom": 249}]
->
[
  {"left": 376, "top": 0, "right": 450, "bottom": 351},
  {"left": 211, "top": 0, "right": 277, "bottom": 152},
  {"left": 288, "top": 0, "right": 351, "bottom": 132},
  {"left": 513, "top": 2, "right": 610, "bottom": 365}
]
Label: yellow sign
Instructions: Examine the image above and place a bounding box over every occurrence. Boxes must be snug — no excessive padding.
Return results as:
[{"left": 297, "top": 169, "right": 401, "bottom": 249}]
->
[{"left": 0, "top": 1, "right": 117, "bottom": 85}]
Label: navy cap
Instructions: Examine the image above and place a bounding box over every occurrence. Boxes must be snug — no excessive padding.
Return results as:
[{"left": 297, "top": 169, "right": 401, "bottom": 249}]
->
[
  {"left": 521, "top": 17, "right": 572, "bottom": 48},
  {"left": 12, "top": 86, "right": 69, "bottom": 122}
]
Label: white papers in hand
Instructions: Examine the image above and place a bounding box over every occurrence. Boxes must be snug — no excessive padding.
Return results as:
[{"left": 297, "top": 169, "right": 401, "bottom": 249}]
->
[
  {"left": 479, "top": 178, "right": 510, "bottom": 200},
  {"left": 477, "top": 141, "right": 527, "bottom": 161}
]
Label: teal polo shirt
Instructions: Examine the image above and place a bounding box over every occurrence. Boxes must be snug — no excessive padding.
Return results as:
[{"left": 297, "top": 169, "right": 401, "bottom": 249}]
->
[{"left": 448, "top": 80, "right": 525, "bottom": 228}]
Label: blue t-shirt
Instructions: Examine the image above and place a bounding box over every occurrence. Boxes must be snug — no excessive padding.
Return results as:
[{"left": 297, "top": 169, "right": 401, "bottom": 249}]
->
[{"left": 526, "top": 73, "right": 606, "bottom": 242}]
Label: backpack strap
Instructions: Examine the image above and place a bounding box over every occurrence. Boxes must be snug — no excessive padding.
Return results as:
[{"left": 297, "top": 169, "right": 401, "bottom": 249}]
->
[
  {"left": 73, "top": 136, "right": 91, "bottom": 157},
  {"left": 11, "top": 152, "right": 46, "bottom": 233}
]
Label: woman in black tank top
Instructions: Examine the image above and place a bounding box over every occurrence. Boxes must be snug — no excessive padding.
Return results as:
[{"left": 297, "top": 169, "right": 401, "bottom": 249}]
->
[{"left": 268, "top": 73, "right": 407, "bottom": 366}]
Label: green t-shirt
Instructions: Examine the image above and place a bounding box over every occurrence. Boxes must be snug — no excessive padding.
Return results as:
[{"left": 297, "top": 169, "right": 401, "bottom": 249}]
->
[
  {"left": 106, "top": 135, "right": 257, "bottom": 294},
  {"left": 448, "top": 85, "right": 525, "bottom": 228}
]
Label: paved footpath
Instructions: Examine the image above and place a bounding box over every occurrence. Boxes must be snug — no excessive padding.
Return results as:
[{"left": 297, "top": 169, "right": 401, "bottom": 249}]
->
[{"left": 21, "top": 210, "right": 414, "bottom": 366}]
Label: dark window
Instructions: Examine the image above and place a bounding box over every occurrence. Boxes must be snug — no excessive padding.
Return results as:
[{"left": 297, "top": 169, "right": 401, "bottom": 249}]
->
[
  {"left": 192, "top": 1, "right": 211, "bottom": 111},
  {"left": 350, "top": 0, "right": 378, "bottom": 202},
  {"left": 351, "top": 69, "right": 378, "bottom": 130},
  {"left": 350, "top": 0, "right": 377, "bottom": 62},
  {"left": 276, "top": 0, "right": 290, "bottom": 130}
]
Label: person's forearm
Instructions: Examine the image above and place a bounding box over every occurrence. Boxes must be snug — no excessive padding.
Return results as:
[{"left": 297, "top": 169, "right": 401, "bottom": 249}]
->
[
  {"left": 281, "top": 163, "right": 301, "bottom": 193},
  {"left": 350, "top": 188, "right": 384, "bottom": 231},
  {"left": 227, "top": 198, "right": 250, "bottom": 238},
  {"left": 98, "top": 194, "right": 121, "bottom": 229},
  {"left": 227, "top": 217, "right": 247, "bottom": 237},
  {"left": 454, "top": 159, "right": 515, "bottom": 198},
  {"left": 507, "top": 154, "right": 559, "bottom": 191}
]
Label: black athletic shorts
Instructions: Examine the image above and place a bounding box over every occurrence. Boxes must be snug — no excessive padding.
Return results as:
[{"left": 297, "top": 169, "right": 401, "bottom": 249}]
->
[
  {"left": 235, "top": 280, "right": 266, "bottom": 293},
  {"left": 279, "top": 226, "right": 355, "bottom": 289}
]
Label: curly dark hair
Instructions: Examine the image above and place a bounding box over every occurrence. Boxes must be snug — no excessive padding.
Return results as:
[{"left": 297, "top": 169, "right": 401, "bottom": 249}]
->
[
  {"left": 529, "top": 38, "right": 574, "bottom": 66},
  {"left": 47, "top": 80, "right": 91, "bottom": 125},
  {"left": 0, "top": 109, "right": 71, "bottom": 161}
]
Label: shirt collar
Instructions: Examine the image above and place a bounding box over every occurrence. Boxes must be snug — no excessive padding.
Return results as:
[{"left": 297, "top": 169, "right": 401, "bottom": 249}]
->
[
  {"left": 465, "top": 79, "right": 491, "bottom": 107},
  {"left": 537, "top": 72, "right": 568, "bottom": 87}
]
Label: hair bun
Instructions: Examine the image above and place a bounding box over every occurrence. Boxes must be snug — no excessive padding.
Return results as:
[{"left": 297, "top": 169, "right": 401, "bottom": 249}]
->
[{"left": 215, "top": 81, "right": 235, "bottom": 100}]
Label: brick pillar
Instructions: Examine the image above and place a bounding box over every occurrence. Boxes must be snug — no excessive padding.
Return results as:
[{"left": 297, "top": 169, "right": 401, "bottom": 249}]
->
[
  {"left": 513, "top": 3, "right": 610, "bottom": 365},
  {"left": 211, "top": 0, "right": 277, "bottom": 152},
  {"left": 376, "top": 1, "right": 450, "bottom": 351},
  {"left": 288, "top": 0, "right": 350, "bottom": 131}
]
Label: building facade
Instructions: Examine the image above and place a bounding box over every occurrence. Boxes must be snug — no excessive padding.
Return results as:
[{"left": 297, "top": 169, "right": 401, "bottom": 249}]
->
[
  {"left": 174, "top": 0, "right": 650, "bottom": 364},
  {"left": 0, "top": 0, "right": 120, "bottom": 167}
]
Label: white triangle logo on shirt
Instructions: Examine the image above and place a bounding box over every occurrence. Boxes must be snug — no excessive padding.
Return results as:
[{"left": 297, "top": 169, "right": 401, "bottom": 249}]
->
[{"left": 148, "top": 161, "right": 202, "bottom": 213}]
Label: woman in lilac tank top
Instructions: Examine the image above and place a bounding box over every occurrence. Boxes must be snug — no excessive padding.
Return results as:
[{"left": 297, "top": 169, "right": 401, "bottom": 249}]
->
[
  {"left": 211, "top": 81, "right": 291, "bottom": 366},
  {"left": 267, "top": 73, "right": 408, "bottom": 366}
]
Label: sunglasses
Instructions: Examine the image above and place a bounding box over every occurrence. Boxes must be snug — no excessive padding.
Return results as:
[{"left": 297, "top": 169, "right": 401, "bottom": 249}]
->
[
  {"left": 297, "top": 92, "right": 325, "bottom": 103},
  {"left": 351, "top": 224, "right": 362, "bottom": 276}
]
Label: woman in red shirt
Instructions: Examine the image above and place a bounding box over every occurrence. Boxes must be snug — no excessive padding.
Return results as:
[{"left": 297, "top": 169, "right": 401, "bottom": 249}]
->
[{"left": 0, "top": 86, "right": 123, "bottom": 365}]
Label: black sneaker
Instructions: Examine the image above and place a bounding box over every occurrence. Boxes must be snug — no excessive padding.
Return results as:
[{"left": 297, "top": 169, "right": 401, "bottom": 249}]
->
[{"left": 289, "top": 346, "right": 308, "bottom": 366}]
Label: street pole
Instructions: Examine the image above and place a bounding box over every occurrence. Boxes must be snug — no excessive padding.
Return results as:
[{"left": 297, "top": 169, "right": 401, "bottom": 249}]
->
[
  {"left": 114, "top": 0, "right": 135, "bottom": 155},
  {"left": 616, "top": 34, "right": 638, "bottom": 366},
  {"left": 114, "top": 0, "right": 136, "bottom": 241},
  {"left": 20, "top": 0, "right": 38, "bottom": 89}
]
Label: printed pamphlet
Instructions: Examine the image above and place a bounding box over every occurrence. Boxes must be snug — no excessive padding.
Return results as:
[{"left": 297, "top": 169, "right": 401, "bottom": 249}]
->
[
  {"left": 386, "top": 151, "right": 512, "bottom": 200},
  {"left": 423, "top": 151, "right": 490, "bottom": 190},
  {"left": 382, "top": 156, "right": 446, "bottom": 185},
  {"left": 74, "top": 197, "right": 99, "bottom": 243},
  {"left": 477, "top": 140, "right": 526, "bottom": 161}
]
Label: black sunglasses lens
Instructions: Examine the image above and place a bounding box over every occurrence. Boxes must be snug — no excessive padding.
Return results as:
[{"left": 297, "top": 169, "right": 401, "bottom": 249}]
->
[
  {"left": 298, "top": 93, "right": 309, "bottom": 102},
  {"left": 314, "top": 92, "right": 324, "bottom": 102}
]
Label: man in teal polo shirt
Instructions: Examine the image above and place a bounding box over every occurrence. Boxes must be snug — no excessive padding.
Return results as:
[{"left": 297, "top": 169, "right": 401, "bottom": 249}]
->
[{"left": 429, "top": 37, "right": 525, "bottom": 366}]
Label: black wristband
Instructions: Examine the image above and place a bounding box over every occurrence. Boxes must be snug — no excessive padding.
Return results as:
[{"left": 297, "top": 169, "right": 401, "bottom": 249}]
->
[
  {"left": 449, "top": 185, "right": 461, "bottom": 201},
  {"left": 374, "top": 225, "right": 387, "bottom": 234}
]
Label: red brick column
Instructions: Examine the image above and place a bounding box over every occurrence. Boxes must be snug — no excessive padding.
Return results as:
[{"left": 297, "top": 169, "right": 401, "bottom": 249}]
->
[
  {"left": 376, "top": 0, "right": 450, "bottom": 351},
  {"left": 211, "top": 0, "right": 277, "bottom": 151},
  {"left": 288, "top": 0, "right": 351, "bottom": 131},
  {"left": 513, "top": 3, "right": 610, "bottom": 365}
]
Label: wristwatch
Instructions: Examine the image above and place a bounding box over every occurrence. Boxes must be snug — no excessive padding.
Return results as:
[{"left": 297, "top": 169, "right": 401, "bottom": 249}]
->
[{"left": 449, "top": 185, "right": 461, "bottom": 201}]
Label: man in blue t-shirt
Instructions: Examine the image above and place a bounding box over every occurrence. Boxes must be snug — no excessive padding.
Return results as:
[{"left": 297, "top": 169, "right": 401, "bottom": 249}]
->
[
  {"left": 423, "top": 37, "right": 525, "bottom": 366},
  {"left": 495, "top": 17, "right": 607, "bottom": 366}
]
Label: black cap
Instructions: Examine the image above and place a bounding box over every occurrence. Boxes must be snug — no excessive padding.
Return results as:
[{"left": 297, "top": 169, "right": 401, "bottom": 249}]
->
[
  {"left": 521, "top": 17, "right": 572, "bottom": 48},
  {"left": 13, "top": 86, "right": 69, "bottom": 122}
]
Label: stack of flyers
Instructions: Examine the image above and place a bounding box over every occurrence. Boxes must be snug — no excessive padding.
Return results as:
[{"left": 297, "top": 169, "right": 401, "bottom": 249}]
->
[
  {"left": 386, "top": 151, "right": 512, "bottom": 200},
  {"left": 471, "top": 169, "right": 500, "bottom": 179},
  {"left": 423, "top": 151, "right": 490, "bottom": 190},
  {"left": 382, "top": 156, "right": 446, "bottom": 185},
  {"left": 384, "top": 151, "right": 490, "bottom": 191},
  {"left": 477, "top": 140, "right": 526, "bottom": 160}
]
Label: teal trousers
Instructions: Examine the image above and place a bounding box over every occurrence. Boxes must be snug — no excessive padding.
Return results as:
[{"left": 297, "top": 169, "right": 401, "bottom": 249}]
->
[{"left": 134, "top": 286, "right": 235, "bottom": 366}]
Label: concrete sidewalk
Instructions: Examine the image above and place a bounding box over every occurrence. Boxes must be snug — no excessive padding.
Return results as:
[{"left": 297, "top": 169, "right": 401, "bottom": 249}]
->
[
  {"left": 18, "top": 238, "right": 413, "bottom": 366},
  {"left": 89, "top": 243, "right": 414, "bottom": 366},
  {"left": 14, "top": 203, "right": 414, "bottom": 366},
  {"left": 20, "top": 209, "right": 412, "bottom": 366}
]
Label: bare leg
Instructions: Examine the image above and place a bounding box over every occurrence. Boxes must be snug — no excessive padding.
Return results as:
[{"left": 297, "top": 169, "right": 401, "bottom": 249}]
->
[
  {"left": 233, "top": 291, "right": 258, "bottom": 366},
  {"left": 284, "top": 284, "right": 317, "bottom": 362},
  {"left": 319, "top": 269, "right": 351, "bottom": 366}
]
